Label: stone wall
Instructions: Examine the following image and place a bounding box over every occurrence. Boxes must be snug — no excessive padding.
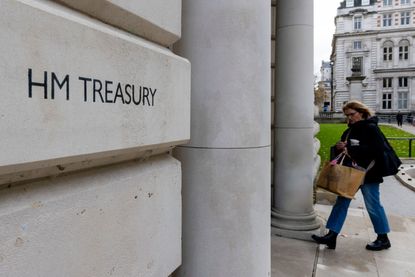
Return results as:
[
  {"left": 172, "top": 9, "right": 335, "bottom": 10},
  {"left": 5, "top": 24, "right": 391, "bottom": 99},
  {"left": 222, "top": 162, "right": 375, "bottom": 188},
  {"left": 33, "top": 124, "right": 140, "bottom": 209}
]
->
[{"left": 0, "top": 0, "right": 190, "bottom": 276}]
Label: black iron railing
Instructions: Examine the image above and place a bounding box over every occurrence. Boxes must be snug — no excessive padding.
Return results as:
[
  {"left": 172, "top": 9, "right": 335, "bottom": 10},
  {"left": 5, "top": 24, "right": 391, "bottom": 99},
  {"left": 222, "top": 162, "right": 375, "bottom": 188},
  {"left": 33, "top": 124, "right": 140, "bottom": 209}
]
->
[{"left": 386, "top": 137, "right": 415, "bottom": 157}]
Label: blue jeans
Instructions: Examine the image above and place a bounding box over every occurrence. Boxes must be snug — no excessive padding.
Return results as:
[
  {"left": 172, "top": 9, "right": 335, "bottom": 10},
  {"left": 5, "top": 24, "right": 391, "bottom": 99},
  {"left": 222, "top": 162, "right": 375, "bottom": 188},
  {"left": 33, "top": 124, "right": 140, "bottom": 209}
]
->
[{"left": 326, "top": 182, "right": 390, "bottom": 234}]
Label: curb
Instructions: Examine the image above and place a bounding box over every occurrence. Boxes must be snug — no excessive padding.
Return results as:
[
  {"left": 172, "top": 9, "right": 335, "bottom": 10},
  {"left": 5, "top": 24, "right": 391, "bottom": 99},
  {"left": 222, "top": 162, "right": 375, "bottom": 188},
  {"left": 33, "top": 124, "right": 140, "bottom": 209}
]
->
[{"left": 395, "top": 164, "right": 415, "bottom": 193}]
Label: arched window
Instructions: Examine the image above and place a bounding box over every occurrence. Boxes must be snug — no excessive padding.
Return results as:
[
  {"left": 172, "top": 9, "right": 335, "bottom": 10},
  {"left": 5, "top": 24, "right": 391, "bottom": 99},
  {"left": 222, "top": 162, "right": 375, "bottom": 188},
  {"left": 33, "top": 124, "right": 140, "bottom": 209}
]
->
[
  {"left": 399, "top": 39, "right": 409, "bottom": 60},
  {"left": 383, "top": 41, "right": 393, "bottom": 61}
]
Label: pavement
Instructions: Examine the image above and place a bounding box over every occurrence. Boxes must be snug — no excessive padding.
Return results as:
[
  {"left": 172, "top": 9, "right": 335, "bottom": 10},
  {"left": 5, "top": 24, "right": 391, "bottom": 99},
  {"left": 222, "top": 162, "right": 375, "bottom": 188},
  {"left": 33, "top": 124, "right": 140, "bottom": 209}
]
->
[
  {"left": 271, "top": 122, "right": 415, "bottom": 276},
  {"left": 382, "top": 122, "right": 415, "bottom": 193}
]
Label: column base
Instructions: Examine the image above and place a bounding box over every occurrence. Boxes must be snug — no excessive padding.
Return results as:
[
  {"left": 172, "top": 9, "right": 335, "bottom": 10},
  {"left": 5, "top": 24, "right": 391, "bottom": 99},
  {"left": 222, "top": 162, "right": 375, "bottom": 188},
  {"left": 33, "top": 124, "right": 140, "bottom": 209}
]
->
[{"left": 271, "top": 209, "right": 322, "bottom": 241}]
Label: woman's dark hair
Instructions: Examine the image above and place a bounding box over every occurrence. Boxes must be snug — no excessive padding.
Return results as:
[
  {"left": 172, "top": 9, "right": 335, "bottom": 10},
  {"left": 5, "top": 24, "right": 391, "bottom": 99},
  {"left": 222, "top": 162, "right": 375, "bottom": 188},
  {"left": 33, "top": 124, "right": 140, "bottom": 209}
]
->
[{"left": 342, "top": 100, "right": 373, "bottom": 119}]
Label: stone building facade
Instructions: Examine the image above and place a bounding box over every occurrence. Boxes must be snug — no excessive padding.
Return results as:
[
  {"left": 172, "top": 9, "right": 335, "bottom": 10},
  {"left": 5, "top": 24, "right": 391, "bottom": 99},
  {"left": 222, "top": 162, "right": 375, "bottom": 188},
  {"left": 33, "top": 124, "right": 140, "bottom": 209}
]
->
[
  {"left": 331, "top": 0, "right": 415, "bottom": 114},
  {"left": 319, "top": 60, "right": 333, "bottom": 111},
  {"left": 0, "top": 1, "right": 318, "bottom": 276}
]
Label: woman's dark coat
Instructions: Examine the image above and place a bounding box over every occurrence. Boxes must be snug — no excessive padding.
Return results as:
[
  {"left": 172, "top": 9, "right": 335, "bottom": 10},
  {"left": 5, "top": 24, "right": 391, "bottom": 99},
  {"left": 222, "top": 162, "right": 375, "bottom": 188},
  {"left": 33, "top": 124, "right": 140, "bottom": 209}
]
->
[{"left": 338, "top": 117, "right": 385, "bottom": 184}]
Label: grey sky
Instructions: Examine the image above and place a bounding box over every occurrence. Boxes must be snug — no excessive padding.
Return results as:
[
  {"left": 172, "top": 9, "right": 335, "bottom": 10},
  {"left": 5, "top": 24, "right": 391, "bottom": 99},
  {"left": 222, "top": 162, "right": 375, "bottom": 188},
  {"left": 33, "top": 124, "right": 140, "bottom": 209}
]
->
[{"left": 314, "top": 0, "right": 340, "bottom": 77}]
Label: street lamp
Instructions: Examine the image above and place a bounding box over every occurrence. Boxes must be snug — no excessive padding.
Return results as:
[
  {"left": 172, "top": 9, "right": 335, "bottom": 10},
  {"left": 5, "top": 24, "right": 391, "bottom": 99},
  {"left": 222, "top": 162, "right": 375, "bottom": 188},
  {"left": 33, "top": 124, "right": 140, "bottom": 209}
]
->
[{"left": 330, "top": 60, "right": 334, "bottom": 112}]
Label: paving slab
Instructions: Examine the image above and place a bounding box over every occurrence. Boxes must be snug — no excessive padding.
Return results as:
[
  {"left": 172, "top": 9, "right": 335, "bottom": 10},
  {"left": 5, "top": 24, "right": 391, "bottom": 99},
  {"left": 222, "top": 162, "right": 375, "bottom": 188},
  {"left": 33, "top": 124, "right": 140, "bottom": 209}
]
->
[
  {"left": 271, "top": 204, "right": 415, "bottom": 276},
  {"left": 271, "top": 235, "right": 317, "bottom": 277},
  {"left": 315, "top": 206, "right": 379, "bottom": 277}
]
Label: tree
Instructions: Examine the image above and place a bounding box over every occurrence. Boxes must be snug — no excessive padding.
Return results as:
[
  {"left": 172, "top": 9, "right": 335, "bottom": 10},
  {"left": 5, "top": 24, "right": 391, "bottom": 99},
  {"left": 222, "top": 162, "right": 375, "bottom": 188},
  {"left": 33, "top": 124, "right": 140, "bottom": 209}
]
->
[{"left": 314, "top": 81, "right": 326, "bottom": 108}]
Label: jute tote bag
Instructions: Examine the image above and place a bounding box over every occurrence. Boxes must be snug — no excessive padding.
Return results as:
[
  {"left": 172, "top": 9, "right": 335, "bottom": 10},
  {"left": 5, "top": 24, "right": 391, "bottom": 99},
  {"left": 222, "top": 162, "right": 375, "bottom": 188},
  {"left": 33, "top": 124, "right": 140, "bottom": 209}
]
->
[{"left": 316, "top": 153, "right": 369, "bottom": 199}]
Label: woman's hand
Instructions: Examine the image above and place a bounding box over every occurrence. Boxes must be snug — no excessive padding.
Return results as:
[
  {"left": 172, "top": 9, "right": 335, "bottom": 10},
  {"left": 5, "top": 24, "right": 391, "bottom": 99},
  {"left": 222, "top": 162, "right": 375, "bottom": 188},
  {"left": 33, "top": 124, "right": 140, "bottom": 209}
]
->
[{"left": 336, "top": 141, "right": 347, "bottom": 150}]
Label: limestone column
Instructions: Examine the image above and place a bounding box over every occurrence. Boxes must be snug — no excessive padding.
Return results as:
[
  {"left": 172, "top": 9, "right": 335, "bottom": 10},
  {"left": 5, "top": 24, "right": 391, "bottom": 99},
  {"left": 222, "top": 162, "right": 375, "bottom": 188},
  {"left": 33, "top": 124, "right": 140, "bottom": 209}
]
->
[
  {"left": 271, "top": 0, "right": 320, "bottom": 238},
  {"left": 173, "top": 0, "right": 270, "bottom": 276}
]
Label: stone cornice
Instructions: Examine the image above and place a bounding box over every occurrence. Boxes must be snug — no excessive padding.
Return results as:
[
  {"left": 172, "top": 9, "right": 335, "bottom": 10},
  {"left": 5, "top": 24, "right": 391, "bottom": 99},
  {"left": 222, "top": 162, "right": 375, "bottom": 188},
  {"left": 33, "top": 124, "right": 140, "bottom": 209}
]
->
[
  {"left": 346, "top": 75, "right": 367, "bottom": 81},
  {"left": 336, "top": 9, "right": 377, "bottom": 18},
  {"left": 373, "top": 67, "right": 415, "bottom": 73},
  {"left": 334, "top": 27, "right": 415, "bottom": 38}
]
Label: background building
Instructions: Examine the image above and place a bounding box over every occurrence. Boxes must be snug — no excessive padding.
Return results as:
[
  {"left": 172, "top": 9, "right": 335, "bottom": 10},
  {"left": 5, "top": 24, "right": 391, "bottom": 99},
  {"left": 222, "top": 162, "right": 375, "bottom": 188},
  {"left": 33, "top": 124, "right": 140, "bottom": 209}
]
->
[
  {"left": 331, "top": 0, "right": 415, "bottom": 116},
  {"left": 319, "top": 60, "right": 334, "bottom": 111}
]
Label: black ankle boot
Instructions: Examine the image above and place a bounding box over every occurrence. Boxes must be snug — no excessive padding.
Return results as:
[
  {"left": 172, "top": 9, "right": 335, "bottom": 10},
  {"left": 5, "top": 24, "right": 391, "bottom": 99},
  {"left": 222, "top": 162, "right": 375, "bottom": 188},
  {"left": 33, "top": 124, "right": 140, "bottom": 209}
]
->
[
  {"left": 311, "top": 230, "right": 338, "bottom": 249},
  {"left": 366, "top": 234, "right": 391, "bottom": 251}
]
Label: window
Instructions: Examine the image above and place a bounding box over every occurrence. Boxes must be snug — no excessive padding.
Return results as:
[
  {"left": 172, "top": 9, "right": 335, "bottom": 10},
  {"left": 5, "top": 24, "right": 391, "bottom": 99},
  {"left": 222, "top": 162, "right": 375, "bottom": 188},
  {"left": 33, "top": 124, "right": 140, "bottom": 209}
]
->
[
  {"left": 383, "top": 47, "right": 393, "bottom": 61},
  {"left": 383, "top": 41, "right": 393, "bottom": 61},
  {"left": 401, "top": 11, "right": 410, "bottom": 25},
  {"left": 398, "top": 92, "right": 408, "bottom": 109},
  {"left": 383, "top": 14, "right": 392, "bottom": 27},
  {"left": 382, "top": 78, "right": 393, "bottom": 110},
  {"left": 383, "top": 77, "right": 393, "bottom": 88},
  {"left": 362, "top": 0, "right": 370, "bottom": 5},
  {"left": 399, "top": 40, "right": 409, "bottom": 60},
  {"left": 401, "top": 0, "right": 410, "bottom": 4},
  {"left": 354, "top": 41, "right": 362, "bottom": 50},
  {"left": 382, "top": 93, "right": 392, "bottom": 109},
  {"left": 354, "top": 16, "right": 362, "bottom": 30},
  {"left": 383, "top": 0, "right": 392, "bottom": 5},
  {"left": 399, "top": 77, "right": 408, "bottom": 87},
  {"left": 399, "top": 46, "right": 409, "bottom": 60},
  {"left": 352, "top": 57, "right": 363, "bottom": 73},
  {"left": 398, "top": 77, "right": 409, "bottom": 109},
  {"left": 346, "top": 0, "right": 354, "bottom": 7}
]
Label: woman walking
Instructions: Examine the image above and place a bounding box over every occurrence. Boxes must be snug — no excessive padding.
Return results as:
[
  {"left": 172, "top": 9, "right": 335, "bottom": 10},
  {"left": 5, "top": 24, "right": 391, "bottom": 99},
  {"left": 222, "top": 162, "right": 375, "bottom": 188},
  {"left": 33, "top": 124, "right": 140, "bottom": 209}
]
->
[{"left": 312, "top": 100, "right": 392, "bottom": 251}]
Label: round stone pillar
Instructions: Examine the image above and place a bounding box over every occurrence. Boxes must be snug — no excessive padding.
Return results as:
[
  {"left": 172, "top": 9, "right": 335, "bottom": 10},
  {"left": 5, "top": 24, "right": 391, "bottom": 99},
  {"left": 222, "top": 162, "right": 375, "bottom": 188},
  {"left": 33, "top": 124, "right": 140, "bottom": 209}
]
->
[
  {"left": 271, "top": 0, "right": 320, "bottom": 238},
  {"left": 173, "top": 0, "right": 270, "bottom": 276}
]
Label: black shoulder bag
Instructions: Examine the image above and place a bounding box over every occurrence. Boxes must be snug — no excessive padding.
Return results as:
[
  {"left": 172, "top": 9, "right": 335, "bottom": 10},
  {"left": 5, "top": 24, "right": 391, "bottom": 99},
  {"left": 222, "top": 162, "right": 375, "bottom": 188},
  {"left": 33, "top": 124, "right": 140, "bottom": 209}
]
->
[{"left": 379, "top": 132, "right": 402, "bottom": 177}]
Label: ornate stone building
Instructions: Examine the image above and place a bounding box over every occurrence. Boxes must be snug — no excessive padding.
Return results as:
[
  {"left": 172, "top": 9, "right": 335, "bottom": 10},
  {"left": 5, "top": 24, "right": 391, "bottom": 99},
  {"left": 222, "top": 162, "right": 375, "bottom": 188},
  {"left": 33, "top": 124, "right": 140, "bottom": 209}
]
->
[{"left": 331, "top": 0, "right": 415, "bottom": 114}]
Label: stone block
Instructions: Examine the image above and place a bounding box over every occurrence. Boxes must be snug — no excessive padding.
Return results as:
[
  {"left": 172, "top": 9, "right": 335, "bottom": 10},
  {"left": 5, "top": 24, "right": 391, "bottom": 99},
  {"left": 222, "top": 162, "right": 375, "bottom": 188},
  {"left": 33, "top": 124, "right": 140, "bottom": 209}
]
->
[
  {"left": 0, "top": 155, "right": 181, "bottom": 277},
  {"left": 0, "top": 0, "right": 190, "bottom": 177},
  {"left": 54, "top": 0, "right": 182, "bottom": 46}
]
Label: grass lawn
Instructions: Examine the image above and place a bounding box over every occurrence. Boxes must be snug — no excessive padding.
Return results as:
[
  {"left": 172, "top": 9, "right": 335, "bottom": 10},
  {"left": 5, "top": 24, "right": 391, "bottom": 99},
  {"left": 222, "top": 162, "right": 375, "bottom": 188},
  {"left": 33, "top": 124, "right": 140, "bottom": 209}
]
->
[{"left": 317, "top": 123, "right": 415, "bottom": 164}]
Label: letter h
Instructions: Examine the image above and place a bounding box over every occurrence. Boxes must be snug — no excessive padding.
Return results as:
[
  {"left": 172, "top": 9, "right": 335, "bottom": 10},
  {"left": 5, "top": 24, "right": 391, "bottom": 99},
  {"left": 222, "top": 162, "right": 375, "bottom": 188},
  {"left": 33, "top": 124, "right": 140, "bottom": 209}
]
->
[{"left": 28, "top": 68, "right": 48, "bottom": 99}]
